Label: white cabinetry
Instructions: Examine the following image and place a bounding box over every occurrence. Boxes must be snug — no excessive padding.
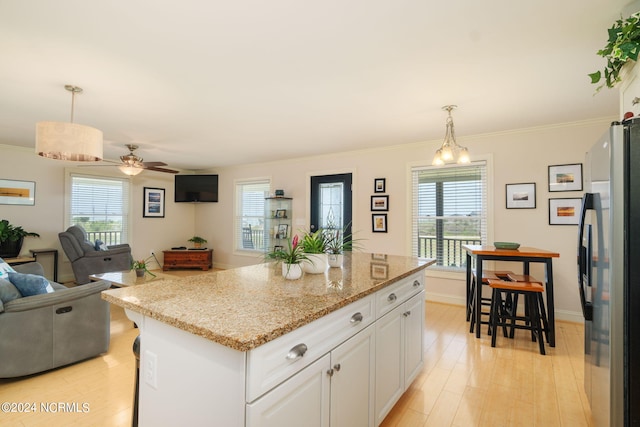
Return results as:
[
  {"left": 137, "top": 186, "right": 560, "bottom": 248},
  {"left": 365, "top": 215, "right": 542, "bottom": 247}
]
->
[
  {"left": 329, "top": 325, "right": 375, "bottom": 427},
  {"left": 246, "top": 354, "right": 331, "bottom": 427},
  {"left": 374, "top": 290, "right": 425, "bottom": 425},
  {"left": 247, "top": 325, "right": 375, "bottom": 427}
]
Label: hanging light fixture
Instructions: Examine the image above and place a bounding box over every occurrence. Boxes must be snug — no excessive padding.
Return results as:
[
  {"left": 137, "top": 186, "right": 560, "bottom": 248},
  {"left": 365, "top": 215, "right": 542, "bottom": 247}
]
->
[
  {"left": 432, "top": 105, "right": 470, "bottom": 165},
  {"left": 118, "top": 144, "right": 145, "bottom": 176},
  {"left": 35, "top": 85, "right": 103, "bottom": 161}
]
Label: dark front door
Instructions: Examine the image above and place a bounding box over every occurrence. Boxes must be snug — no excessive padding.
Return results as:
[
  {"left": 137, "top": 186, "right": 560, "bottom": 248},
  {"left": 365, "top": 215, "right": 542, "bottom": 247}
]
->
[{"left": 310, "top": 173, "right": 352, "bottom": 238}]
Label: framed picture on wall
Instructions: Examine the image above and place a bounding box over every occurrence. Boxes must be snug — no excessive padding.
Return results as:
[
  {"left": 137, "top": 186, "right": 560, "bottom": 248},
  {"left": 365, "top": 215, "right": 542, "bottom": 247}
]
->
[
  {"left": 372, "top": 214, "right": 387, "bottom": 232},
  {"left": 548, "top": 163, "right": 583, "bottom": 192},
  {"left": 374, "top": 178, "right": 386, "bottom": 193},
  {"left": 549, "top": 198, "right": 582, "bottom": 225},
  {"left": 371, "top": 195, "right": 389, "bottom": 211},
  {"left": 505, "top": 183, "right": 536, "bottom": 209},
  {"left": 143, "top": 187, "right": 165, "bottom": 218},
  {"left": 0, "top": 179, "right": 35, "bottom": 205}
]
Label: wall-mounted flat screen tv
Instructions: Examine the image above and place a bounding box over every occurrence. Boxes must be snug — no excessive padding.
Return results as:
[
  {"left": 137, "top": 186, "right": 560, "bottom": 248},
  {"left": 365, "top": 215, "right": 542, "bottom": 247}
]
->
[{"left": 175, "top": 174, "right": 219, "bottom": 203}]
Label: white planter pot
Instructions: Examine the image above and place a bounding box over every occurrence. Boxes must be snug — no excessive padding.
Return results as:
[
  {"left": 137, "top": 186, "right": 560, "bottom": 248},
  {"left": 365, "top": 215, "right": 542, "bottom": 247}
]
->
[
  {"left": 282, "top": 263, "right": 303, "bottom": 280},
  {"left": 328, "top": 253, "right": 343, "bottom": 268},
  {"left": 302, "top": 253, "right": 328, "bottom": 274}
]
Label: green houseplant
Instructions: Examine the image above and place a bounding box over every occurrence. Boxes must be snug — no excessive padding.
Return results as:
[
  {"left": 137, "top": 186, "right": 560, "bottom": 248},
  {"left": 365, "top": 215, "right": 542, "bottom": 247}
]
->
[
  {"left": 590, "top": 12, "right": 640, "bottom": 91},
  {"left": 188, "top": 236, "right": 207, "bottom": 248},
  {"left": 0, "top": 219, "right": 40, "bottom": 258},
  {"left": 300, "top": 229, "right": 329, "bottom": 274},
  {"left": 325, "top": 224, "right": 364, "bottom": 268},
  {"left": 132, "top": 256, "right": 157, "bottom": 278},
  {"left": 265, "top": 234, "right": 308, "bottom": 279}
]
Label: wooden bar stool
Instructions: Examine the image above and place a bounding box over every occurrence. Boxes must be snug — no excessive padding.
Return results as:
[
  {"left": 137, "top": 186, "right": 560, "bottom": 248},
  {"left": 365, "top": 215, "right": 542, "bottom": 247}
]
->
[
  {"left": 506, "top": 274, "right": 549, "bottom": 342},
  {"left": 487, "top": 279, "right": 546, "bottom": 355},
  {"left": 469, "top": 270, "right": 514, "bottom": 334}
]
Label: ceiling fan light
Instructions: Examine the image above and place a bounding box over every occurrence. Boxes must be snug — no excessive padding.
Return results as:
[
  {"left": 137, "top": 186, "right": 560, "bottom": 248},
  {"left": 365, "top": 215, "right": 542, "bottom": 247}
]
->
[
  {"left": 35, "top": 121, "right": 103, "bottom": 161},
  {"left": 119, "top": 164, "right": 144, "bottom": 176}
]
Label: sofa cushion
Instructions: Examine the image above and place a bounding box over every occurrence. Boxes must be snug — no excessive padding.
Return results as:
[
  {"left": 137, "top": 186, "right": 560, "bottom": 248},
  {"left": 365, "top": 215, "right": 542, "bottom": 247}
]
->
[
  {"left": 0, "top": 277, "right": 21, "bottom": 304},
  {"left": 0, "top": 257, "right": 16, "bottom": 280},
  {"left": 7, "top": 272, "right": 55, "bottom": 297}
]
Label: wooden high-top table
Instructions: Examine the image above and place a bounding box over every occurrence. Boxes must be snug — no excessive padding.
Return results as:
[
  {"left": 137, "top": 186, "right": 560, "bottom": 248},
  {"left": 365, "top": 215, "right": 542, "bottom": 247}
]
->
[{"left": 462, "top": 245, "right": 560, "bottom": 346}]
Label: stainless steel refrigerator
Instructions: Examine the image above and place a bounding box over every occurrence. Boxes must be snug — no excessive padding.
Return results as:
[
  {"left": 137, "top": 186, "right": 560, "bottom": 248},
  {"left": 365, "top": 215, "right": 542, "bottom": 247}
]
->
[{"left": 579, "top": 119, "right": 640, "bottom": 426}]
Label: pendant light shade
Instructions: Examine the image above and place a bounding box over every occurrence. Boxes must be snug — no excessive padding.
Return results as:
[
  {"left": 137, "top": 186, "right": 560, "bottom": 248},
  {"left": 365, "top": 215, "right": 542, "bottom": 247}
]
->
[
  {"left": 432, "top": 105, "right": 470, "bottom": 165},
  {"left": 35, "top": 85, "right": 103, "bottom": 161}
]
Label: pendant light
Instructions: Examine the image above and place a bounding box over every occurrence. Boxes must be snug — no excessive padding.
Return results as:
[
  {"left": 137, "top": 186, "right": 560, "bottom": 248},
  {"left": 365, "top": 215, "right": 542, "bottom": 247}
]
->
[
  {"left": 432, "top": 105, "right": 470, "bottom": 165},
  {"left": 35, "top": 85, "right": 103, "bottom": 161}
]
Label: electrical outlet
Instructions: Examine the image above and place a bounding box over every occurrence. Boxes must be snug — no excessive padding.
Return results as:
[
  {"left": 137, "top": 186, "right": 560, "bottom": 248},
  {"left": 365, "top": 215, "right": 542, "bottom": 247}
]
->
[{"left": 144, "top": 350, "right": 158, "bottom": 389}]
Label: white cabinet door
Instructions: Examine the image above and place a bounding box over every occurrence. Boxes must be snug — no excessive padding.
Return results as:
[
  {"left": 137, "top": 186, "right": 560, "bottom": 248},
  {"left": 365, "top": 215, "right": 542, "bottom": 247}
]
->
[
  {"left": 374, "top": 290, "right": 425, "bottom": 426},
  {"left": 374, "top": 305, "right": 404, "bottom": 425},
  {"left": 404, "top": 292, "right": 425, "bottom": 386},
  {"left": 247, "top": 354, "right": 330, "bottom": 427},
  {"left": 330, "top": 325, "right": 375, "bottom": 427}
]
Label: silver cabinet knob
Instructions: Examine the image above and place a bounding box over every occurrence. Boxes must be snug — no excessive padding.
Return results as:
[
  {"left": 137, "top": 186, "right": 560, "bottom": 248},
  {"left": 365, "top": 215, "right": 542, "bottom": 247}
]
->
[
  {"left": 333, "top": 363, "right": 341, "bottom": 372},
  {"left": 285, "top": 343, "right": 308, "bottom": 360},
  {"left": 327, "top": 368, "right": 334, "bottom": 376},
  {"left": 350, "top": 312, "right": 363, "bottom": 324},
  {"left": 413, "top": 280, "right": 421, "bottom": 287},
  {"left": 403, "top": 311, "right": 411, "bottom": 317},
  {"left": 387, "top": 293, "right": 397, "bottom": 302}
]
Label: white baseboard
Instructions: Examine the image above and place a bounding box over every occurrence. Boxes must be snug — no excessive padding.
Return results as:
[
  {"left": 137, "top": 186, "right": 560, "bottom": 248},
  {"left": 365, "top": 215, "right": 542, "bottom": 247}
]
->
[{"left": 424, "top": 292, "right": 584, "bottom": 325}]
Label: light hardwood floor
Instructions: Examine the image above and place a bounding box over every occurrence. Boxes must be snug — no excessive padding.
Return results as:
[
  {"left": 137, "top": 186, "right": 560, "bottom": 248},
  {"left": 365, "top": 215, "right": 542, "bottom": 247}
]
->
[{"left": 0, "top": 289, "right": 591, "bottom": 426}]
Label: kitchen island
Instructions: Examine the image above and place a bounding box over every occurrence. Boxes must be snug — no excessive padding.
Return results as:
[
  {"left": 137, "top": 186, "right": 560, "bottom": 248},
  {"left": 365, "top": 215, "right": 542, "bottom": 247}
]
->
[{"left": 102, "top": 253, "right": 434, "bottom": 426}]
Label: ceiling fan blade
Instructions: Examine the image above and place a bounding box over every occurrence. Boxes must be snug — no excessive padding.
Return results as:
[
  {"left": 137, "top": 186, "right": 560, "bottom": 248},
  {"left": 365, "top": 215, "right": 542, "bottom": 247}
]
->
[
  {"left": 142, "top": 161, "right": 167, "bottom": 167},
  {"left": 146, "top": 166, "right": 179, "bottom": 174}
]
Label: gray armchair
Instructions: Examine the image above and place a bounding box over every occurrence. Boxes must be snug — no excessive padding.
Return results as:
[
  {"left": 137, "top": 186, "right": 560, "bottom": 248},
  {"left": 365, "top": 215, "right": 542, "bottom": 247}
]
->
[
  {"left": 0, "top": 262, "right": 111, "bottom": 378},
  {"left": 59, "top": 225, "right": 132, "bottom": 284}
]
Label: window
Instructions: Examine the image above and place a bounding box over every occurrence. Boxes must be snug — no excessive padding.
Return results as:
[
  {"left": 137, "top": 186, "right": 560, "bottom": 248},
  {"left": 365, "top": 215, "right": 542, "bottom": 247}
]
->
[
  {"left": 66, "top": 173, "right": 131, "bottom": 245},
  {"left": 411, "top": 161, "right": 487, "bottom": 270},
  {"left": 235, "top": 179, "right": 270, "bottom": 252}
]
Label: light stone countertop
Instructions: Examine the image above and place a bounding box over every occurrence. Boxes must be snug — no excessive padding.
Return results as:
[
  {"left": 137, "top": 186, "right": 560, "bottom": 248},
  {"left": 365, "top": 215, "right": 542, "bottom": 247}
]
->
[{"left": 102, "top": 253, "right": 435, "bottom": 352}]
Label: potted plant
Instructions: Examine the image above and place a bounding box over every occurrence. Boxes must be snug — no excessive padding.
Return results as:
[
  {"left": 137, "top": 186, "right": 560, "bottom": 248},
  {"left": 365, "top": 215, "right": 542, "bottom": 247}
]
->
[
  {"left": 0, "top": 219, "right": 40, "bottom": 258},
  {"left": 131, "top": 256, "right": 157, "bottom": 278},
  {"left": 300, "top": 229, "right": 329, "bottom": 274},
  {"left": 188, "top": 236, "right": 207, "bottom": 249},
  {"left": 589, "top": 12, "right": 640, "bottom": 91},
  {"left": 265, "top": 234, "right": 308, "bottom": 280},
  {"left": 325, "top": 223, "right": 363, "bottom": 268}
]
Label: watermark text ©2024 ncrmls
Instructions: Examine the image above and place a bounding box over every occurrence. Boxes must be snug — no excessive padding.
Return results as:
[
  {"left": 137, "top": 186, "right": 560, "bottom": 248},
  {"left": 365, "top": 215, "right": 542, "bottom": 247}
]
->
[{"left": 2, "top": 401, "right": 90, "bottom": 413}]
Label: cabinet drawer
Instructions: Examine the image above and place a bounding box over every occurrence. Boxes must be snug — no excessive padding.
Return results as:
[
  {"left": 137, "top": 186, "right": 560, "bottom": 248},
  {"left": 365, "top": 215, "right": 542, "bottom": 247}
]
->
[
  {"left": 376, "top": 272, "right": 423, "bottom": 318},
  {"left": 246, "top": 294, "right": 375, "bottom": 402}
]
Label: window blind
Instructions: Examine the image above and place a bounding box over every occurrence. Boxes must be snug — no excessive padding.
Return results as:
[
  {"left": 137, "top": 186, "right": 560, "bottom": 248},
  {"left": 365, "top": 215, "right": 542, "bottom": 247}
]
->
[
  {"left": 411, "top": 161, "right": 487, "bottom": 270},
  {"left": 235, "top": 180, "right": 270, "bottom": 251},
  {"left": 67, "top": 174, "right": 130, "bottom": 245}
]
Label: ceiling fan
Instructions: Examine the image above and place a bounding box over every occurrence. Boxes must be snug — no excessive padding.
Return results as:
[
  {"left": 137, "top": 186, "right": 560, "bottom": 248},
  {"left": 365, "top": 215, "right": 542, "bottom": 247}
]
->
[{"left": 87, "top": 144, "right": 179, "bottom": 175}]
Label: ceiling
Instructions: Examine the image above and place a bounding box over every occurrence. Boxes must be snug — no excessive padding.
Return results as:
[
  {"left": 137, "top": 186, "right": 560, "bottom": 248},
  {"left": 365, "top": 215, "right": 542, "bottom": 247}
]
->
[{"left": 0, "top": 0, "right": 631, "bottom": 171}]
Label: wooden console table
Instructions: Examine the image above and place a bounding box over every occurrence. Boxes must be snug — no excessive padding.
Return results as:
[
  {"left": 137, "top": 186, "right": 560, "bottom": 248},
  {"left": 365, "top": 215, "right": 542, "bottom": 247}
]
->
[{"left": 163, "top": 249, "right": 213, "bottom": 271}]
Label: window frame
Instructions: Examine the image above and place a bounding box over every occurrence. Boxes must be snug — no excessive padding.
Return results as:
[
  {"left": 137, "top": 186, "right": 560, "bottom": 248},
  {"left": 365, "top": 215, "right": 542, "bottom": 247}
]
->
[
  {"left": 234, "top": 178, "right": 271, "bottom": 254},
  {"left": 408, "top": 156, "right": 493, "bottom": 277},
  {"left": 64, "top": 168, "right": 132, "bottom": 246}
]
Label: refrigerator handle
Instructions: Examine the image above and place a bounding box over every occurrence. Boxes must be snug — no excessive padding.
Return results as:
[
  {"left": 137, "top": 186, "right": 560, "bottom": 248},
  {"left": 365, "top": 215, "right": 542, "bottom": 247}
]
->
[
  {"left": 578, "top": 193, "right": 594, "bottom": 321},
  {"left": 578, "top": 193, "right": 594, "bottom": 281}
]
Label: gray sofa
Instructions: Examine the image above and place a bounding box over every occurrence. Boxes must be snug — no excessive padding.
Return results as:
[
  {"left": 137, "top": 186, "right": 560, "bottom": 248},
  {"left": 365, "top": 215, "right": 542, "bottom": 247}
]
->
[
  {"left": 59, "top": 225, "right": 132, "bottom": 284},
  {"left": 0, "top": 262, "right": 111, "bottom": 378}
]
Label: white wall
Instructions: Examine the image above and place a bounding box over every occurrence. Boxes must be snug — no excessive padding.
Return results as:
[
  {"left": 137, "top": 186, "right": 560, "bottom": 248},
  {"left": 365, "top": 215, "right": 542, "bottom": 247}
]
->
[
  {"left": 197, "top": 117, "right": 615, "bottom": 322},
  {"left": 0, "top": 144, "right": 196, "bottom": 282},
  {"left": 0, "top": 116, "right": 615, "bottom": 320}
]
